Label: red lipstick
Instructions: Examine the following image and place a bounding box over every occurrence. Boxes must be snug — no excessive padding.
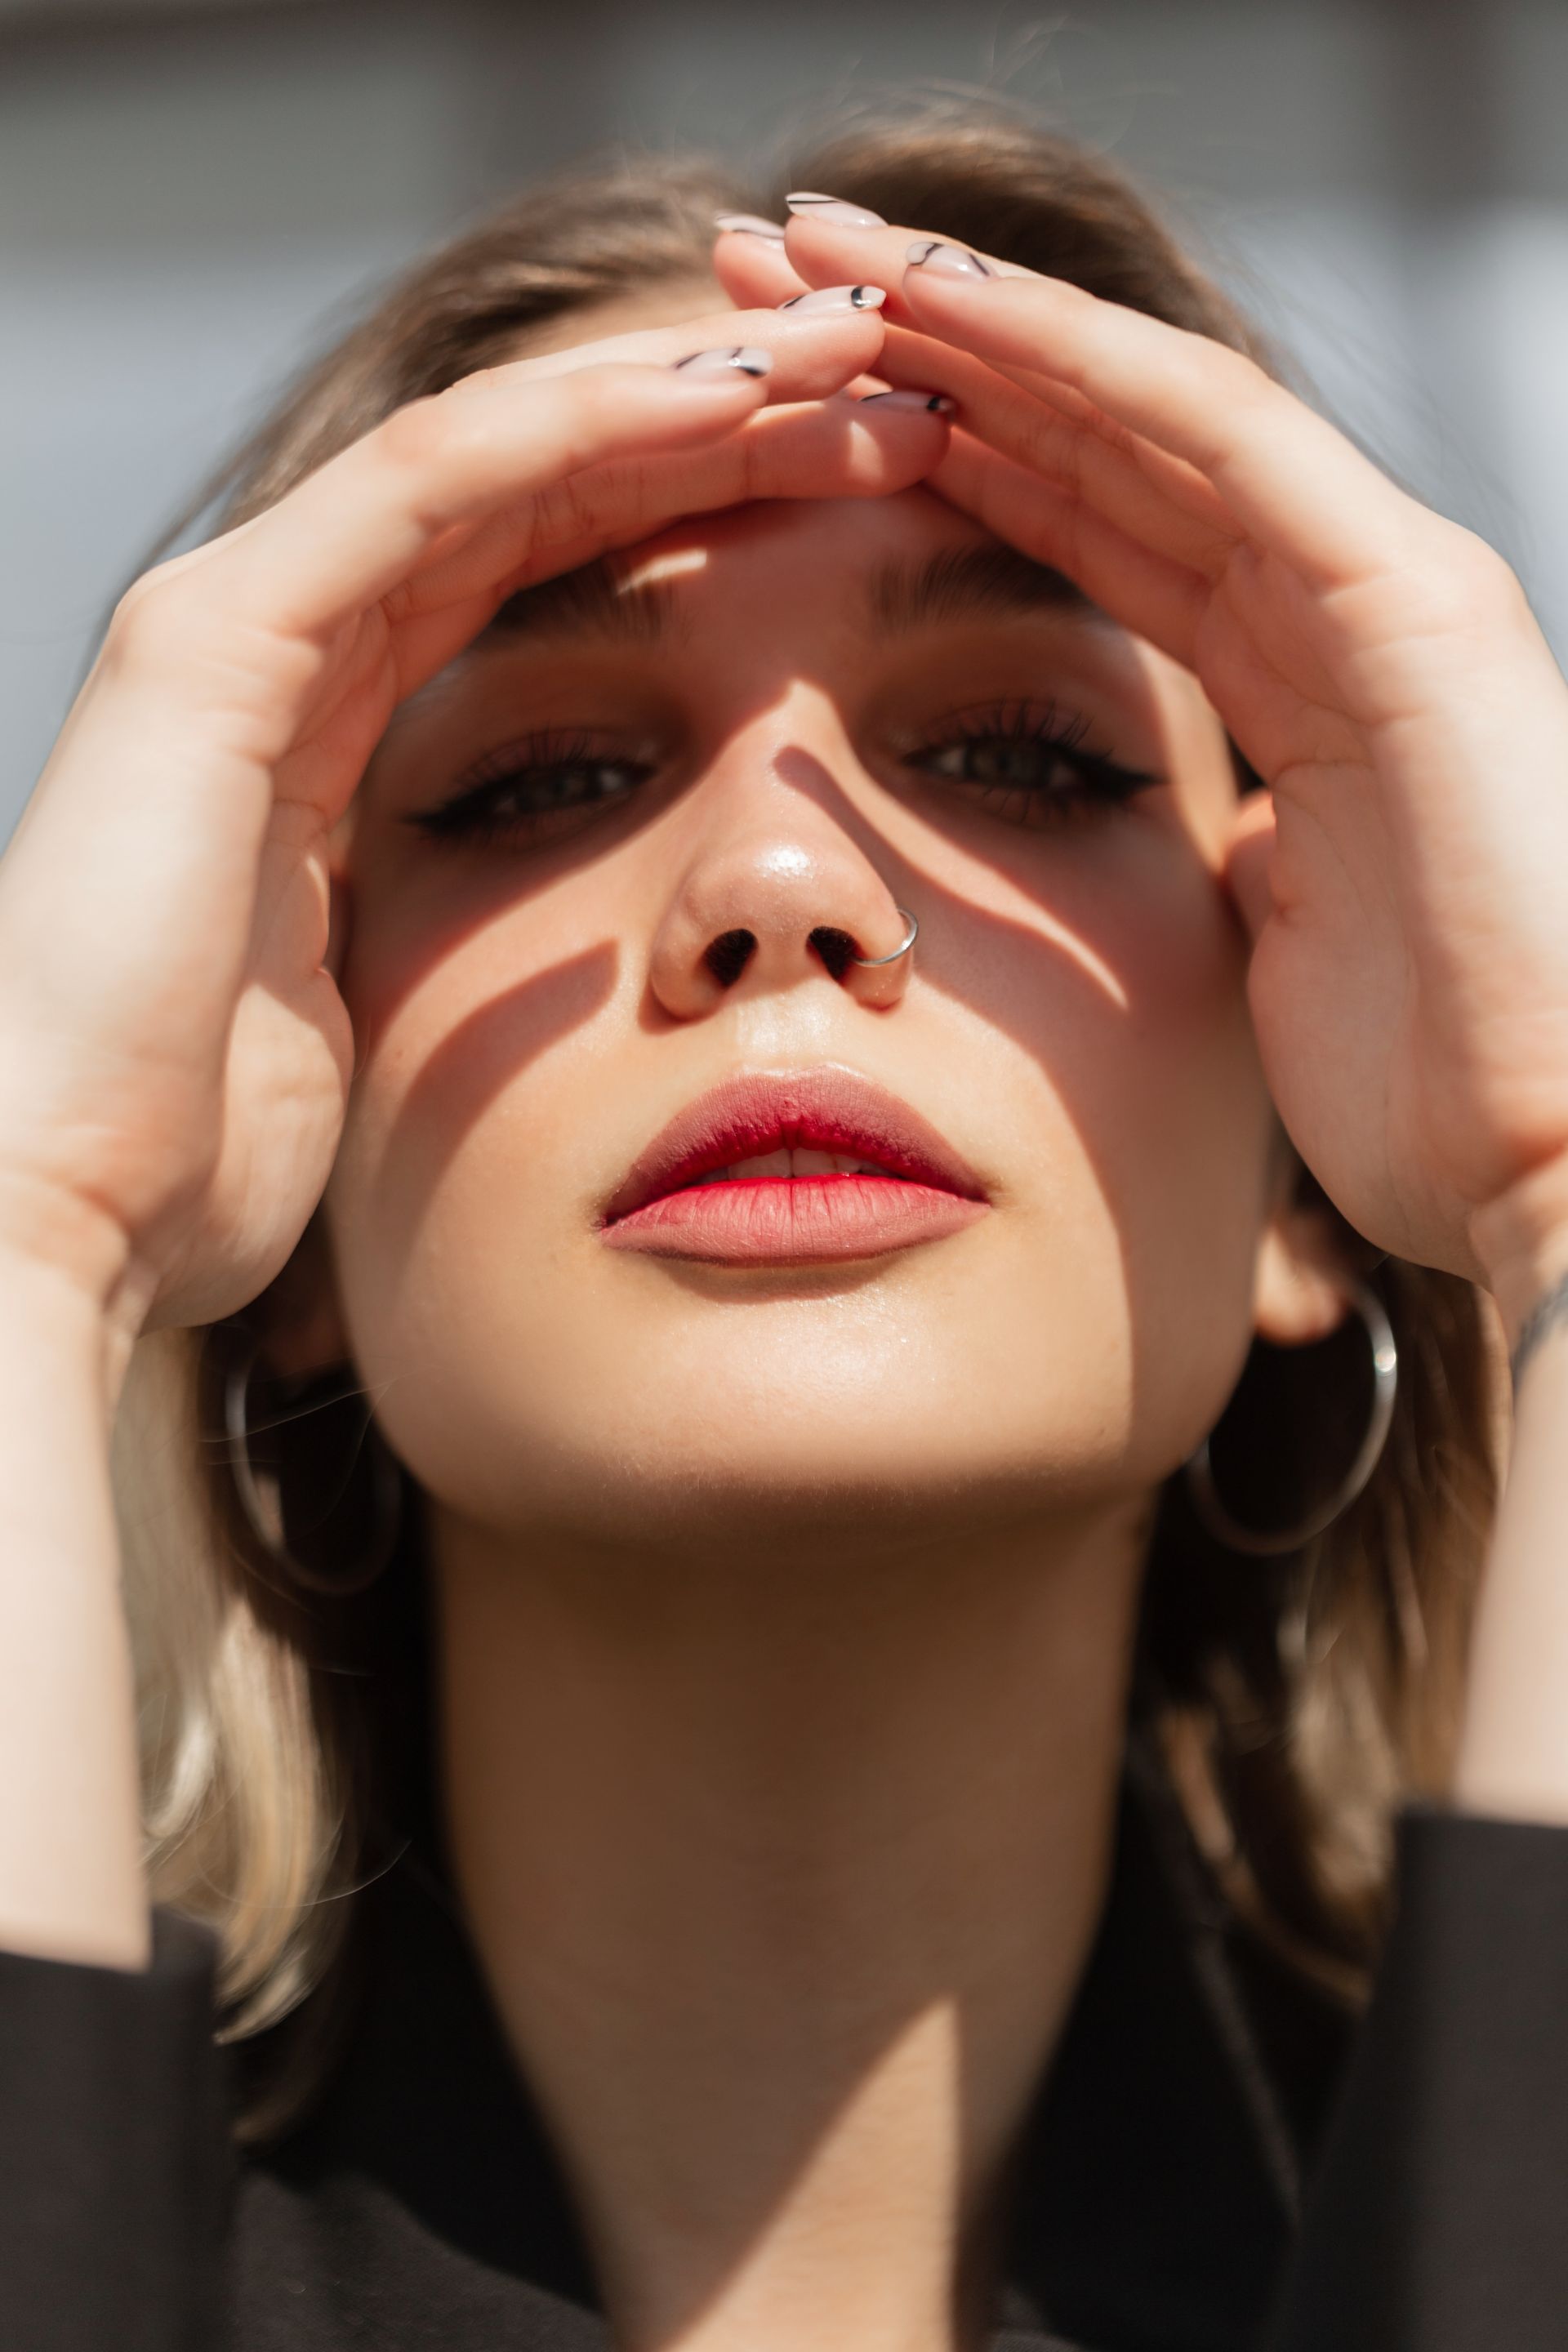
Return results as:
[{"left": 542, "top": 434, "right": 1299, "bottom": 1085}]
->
[{"left": 599, "top": 1068, "right": 990, "bottom": 1266}]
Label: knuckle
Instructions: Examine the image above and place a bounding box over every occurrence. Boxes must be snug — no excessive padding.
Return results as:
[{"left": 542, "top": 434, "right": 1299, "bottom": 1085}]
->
[
  {"left": 104, "top": 564, "right": 194, "bottom": 666},
  {"left": 374, "top": 392, "right": 451, "bottom": 471},
  {"left": 449, "top": 361, "right": 509, "bottom": 402},
  {"left": 1407, "top": 524, "right": 1527, "bottom": 635},
  {"left": 555, "top": 372, "right": 621, "bottom": 449},
  {"left": 376, "top": 367, "right": 632, "bottom": 493},
  {"left": 559, "top": 466, "right": 608, "bottom": 536},
  {"left": 1205, "top": 341, "right": 1277, "bottom": 410},
  {"left": 1449, "top": 529, "right": 1525, "bottom": 612},
  {"left": 1018, "top": 407, "right": 1085, "bottom": 492},
  {"left": 1181, "top": 345, "right": 1282, "bottom": 460},
  {"left": 533, "top": 466, "right": 604, "bottom": 545}
]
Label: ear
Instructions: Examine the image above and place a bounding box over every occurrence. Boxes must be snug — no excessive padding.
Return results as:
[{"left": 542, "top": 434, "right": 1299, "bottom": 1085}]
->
[
  {"left": 1250, "top": 1169, "right": 1359, "bottom": 1348},
  {"left": 250, "top": 1205, "right": 353, "bottom": 1381}
]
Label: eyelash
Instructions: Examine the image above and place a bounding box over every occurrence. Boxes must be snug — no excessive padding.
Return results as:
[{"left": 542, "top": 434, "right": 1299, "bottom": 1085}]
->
[
  {"left": 402, "top": 730, "right": 655, "bottom": 849},
  {"left": 401, "top": 706, "right": 1156, "bottom": 849},
  {"left": 901, "top": 701, "right": 1156, "bottom": 828}
]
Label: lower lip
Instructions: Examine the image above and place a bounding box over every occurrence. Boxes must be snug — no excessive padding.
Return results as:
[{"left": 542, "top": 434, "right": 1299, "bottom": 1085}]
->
[{"left": 600, "top": 1174, "right": 988, "bottom": 1265}]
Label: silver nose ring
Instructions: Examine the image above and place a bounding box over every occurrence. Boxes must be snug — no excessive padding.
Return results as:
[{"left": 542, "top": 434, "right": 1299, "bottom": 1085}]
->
[{"left": 849, "top": 907, "right": 919, "bottom": 967}]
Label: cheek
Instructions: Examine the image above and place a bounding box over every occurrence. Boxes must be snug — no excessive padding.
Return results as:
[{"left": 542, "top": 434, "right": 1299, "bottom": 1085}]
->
[
  {"left": 321, "top": 813, "right": 1278, "bottom": 1536},
  {"left": 321, "top": 873, "right": 632, "bottom": 1485},
  {"left": 978, "top": 818, "right": 1277, "bottom": 1468},
  {"left": 1108, "top": 869, "right": 1276, "bottom": 1440}
]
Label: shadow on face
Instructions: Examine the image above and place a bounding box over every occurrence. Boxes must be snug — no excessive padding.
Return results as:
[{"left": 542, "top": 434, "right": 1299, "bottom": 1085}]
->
[{"left": 303, "top": 476, "right": 1293, "bottom": 1564}]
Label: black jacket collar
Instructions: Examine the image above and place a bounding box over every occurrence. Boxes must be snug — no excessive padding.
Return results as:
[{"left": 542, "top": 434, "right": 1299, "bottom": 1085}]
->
[{"left": 236, "top": 1740, "right": 1352, "bottom": 2352}]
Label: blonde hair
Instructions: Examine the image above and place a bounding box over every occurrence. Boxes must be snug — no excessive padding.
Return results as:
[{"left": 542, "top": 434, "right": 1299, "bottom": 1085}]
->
[{"left": 110, "top": 108, "right": 1507, "bottom": 2132}]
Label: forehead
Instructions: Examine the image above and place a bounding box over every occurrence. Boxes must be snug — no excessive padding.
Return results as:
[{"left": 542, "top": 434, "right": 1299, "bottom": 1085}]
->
[
  {"left": 600, "top": 488, "right": 1004, "bottom": 601},
  {"left": 479, "top": 492, "right": 1103, "bottom": 662},
  {"left": 483, "top": 283, "right": 1100, "bottom": 636}
]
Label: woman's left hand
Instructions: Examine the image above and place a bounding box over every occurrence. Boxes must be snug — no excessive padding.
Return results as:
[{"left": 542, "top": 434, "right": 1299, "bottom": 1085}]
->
[{"left": 715, "top": 209, "right": 1568, "bottom": 1333}]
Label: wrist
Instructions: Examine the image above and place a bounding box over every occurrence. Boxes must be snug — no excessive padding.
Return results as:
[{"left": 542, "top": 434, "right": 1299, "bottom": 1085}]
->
[
  {"left": 0, "top": 1169, "right": 152, "bottom": 1408},
  {"left": 0, "top": 1241, "right": 129, "bottom": 1425},
  {"left": 0, "top": 1245, "right": 151, "bottom": 1971},
  {"left": 1468, "top": 1155, "right": 1568, "bottom": 1364}
]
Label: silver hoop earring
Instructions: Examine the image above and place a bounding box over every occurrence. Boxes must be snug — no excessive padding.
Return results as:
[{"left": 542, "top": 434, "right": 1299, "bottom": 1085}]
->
[
  {"left": 850, "top": 907, "right": 919, "bottom": 967},
  {"left": 1183, "top": 1278, "right": 1398, "bottom": 1557},
  {"left": 222, "top": 1326, "right": 404, "bottom": 1597}
]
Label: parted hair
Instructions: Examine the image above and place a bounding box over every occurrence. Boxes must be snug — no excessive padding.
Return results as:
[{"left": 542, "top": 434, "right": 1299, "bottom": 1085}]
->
[{"left": 109, "top": 100, "right": 1504, "bottom": 2140}]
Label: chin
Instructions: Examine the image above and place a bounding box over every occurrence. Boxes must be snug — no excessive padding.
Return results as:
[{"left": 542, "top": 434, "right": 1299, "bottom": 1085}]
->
[
  {"left": 400, "top": 1359, "right": 1134, "bottom": 1569},
  {"left": 341, "top": 1216, "right": 1165, "bottom": 1566}
]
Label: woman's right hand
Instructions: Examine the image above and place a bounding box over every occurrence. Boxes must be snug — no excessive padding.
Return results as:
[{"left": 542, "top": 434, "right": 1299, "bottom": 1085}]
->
[{"left": 0, "top": 295, "right": 942, "bottom": 1356}]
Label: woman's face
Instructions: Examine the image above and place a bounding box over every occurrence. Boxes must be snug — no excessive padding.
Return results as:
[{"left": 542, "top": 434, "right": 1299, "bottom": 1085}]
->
[{"left": 321, "top": 430, "right": 1285, "bottom": 1560}]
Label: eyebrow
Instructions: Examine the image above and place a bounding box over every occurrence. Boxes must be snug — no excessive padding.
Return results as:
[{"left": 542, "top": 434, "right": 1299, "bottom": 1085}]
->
[
  {"left": 472, "top": 540, "right": 1096, "bottom": 654},
  {"left": 476, "top": 557, "right": 682, "bottom": 647},
  {"left": 864, "top": 544, "right": 1096, "bottom": 632}
]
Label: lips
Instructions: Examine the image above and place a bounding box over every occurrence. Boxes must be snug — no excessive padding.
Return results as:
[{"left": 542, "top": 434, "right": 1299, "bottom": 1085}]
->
[{"left": 599, "top": 1067, "right": 989, "bottom": 1266}]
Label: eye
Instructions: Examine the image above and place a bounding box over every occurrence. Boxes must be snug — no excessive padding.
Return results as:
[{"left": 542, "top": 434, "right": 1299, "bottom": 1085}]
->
[
  {"left": 903, "top": 701, "right": 1157, "bottom": 830},
  {"left": 403, "top": 732, "right": 657, "bottom": 849}
]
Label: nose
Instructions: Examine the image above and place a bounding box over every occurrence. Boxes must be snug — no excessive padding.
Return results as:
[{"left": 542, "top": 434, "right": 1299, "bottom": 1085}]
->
[{"left": 647, "top": 757, "right": 915, "bottom": 1020}]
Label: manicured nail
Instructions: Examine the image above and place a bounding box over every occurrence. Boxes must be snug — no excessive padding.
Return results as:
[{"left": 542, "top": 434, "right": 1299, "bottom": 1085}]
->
[
  {"left": 786, "top": 191, "right": 888, "bottom": 230},
  {"left": 906, "top": 240, "right": 994, "bottom": 279},
  {"left": 714, "top": 212, "right": 787, "bottom": 243},
  {"left": 858, "top": 389, "right": 957, "bottom": 416},
  {"left": 671, "top": 345, "right": 774, "bottom": 376},
  {"left": 777, "top": 283, "right": 887, "bottom": 314}
]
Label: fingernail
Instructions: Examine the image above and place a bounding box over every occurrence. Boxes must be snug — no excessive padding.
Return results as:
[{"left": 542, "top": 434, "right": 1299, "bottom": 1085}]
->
[
  {"left": 786, "top": 191, "right": 888, "bottom": 230},
  {"left": 906, "top": 240, "right": 994, "bottom": 279},
  {"left": 671, "top": 345, "right": 774, "bottom": 377},
  {"left": 776, "top": 283, "right": 887, "bottom": 314},
  {"left": 714, "top": 212, "right": 787, "bottom": 243},
  {"left": 858, "top": 389, "right": 957, "bottom": 416}
]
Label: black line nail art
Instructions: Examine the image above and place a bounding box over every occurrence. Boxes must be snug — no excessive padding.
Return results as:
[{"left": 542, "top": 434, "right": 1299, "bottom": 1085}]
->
[
  {"left": 905, "top": 241, "right": 994, "bottom": 278},
  {"left": 672, "top": 345, "right": 773, "bottom": 376},
  {"left": 858, "top": 390, "right": 958, "bottom": 415}
]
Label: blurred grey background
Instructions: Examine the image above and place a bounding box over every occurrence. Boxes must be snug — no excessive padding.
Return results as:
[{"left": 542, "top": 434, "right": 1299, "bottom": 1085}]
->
[{"left": 4, "top": 0, "right": 1566, "bottom": 840}]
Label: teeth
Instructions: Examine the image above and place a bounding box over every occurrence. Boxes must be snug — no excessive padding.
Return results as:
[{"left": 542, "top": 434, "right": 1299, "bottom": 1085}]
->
[{"left": 686, "top": 1147, "right": 906, "bottom": 1186}]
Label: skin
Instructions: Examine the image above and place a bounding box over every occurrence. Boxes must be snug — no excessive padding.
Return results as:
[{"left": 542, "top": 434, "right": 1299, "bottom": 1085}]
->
[
  {"left": 305, "top": 471, "right": 1334, "bottom": 2351},
  {"left": 320, "top": 488, "right": 1303, "bottom": 1542},
  {"left": 2, "top": 209, "right": 1568, "bottom": 2352}
]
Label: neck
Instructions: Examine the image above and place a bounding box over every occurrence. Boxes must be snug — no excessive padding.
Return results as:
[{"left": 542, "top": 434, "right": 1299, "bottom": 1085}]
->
[{"left": 435, "top": 1501, "right": 1147, "bottom": 2352}]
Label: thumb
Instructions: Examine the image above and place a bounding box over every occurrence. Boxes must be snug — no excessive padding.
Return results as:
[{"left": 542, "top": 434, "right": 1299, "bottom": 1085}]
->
[{"left": 1223, "top": 791, "right": 1277, "bottom": 947}]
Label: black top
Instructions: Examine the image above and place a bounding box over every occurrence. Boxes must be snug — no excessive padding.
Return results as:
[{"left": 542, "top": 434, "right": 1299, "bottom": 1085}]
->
[{"left": 5, "top": 1745, "right": 1568, "bottom": 2351}]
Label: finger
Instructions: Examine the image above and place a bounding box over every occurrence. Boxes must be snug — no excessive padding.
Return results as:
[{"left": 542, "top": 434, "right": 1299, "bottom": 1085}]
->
[
  {"left": 218, "top": 287, "right": 901, "bottom": 630},
  {"left": 167, "top": 292, "right": 892, "bottom": 626},
  {"left": 460, "top": 390, "right": 952, "bottom": 587},
  {"left": 388, "top": 390, "right": 955, "bottom": 680},
  {"left": 46, "top": 354, "right": 787, "bottom": 868},
  {"left": 198, "top": 352, "right": 778, "bottom": 644},
  {"left": 711, "top": 216, "right": 811, "bottom": 309},
  {"left": 929, "top": 431, "right": 1206, "bottom": 670},
  {"left": 898, "top": 267, "right": 1428, "bottom": 590},
  {"left": 780, "top": 205, "right": 1242, "bottom": 559},
  {"left": 778, "top": 198, "right": 1035, "bottom": 327},
  {"left": 779, "top": 199, "right": 1194, "bottom": 478},
  {"left": 781, "top": 198, "right": 1429, "bottom": 590},
  {"left": 500, "top": 293, "right": 884, "bottom": 396},
  {"left": 933, "top": 347, "right": 1237, "bottom": 542},
  {"left": 872, "top": 323, "right": 1236, "bottom": 580}
]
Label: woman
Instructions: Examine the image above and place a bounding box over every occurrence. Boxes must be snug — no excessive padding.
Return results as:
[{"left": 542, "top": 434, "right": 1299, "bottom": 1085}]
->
[{"left": 2, "top": 112, "right": 1567, "bottom": 2351}]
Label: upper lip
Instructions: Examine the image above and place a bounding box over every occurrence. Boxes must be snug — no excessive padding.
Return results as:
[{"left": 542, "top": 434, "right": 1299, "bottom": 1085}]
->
[{"left": 601, "top": 1067, "right": 987, "bottom": 1224}]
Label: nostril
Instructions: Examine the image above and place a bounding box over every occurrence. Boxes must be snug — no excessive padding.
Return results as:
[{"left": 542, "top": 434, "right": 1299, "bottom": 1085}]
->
[
  {"left": 809, "top": 925, "right": 858, "bottom": 982},
  {"left": 705, "top": 929, "right": 757, "bottom": 988}
]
